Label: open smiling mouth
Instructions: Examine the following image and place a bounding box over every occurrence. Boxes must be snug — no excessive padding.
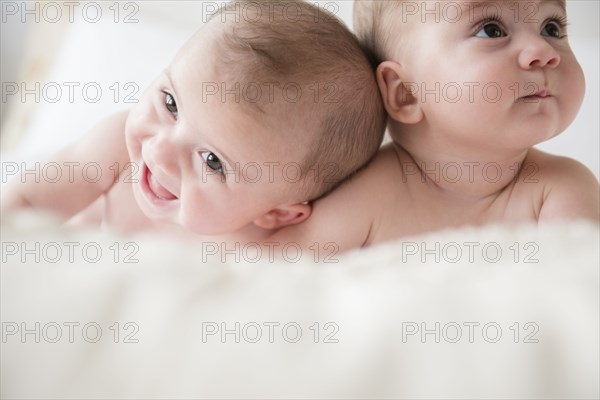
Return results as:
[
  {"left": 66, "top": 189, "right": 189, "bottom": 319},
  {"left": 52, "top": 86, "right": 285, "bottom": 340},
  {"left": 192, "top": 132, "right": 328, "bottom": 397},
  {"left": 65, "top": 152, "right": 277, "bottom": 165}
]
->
[{"left": 142, "top": 163, "right": 178, "bottom": 202}]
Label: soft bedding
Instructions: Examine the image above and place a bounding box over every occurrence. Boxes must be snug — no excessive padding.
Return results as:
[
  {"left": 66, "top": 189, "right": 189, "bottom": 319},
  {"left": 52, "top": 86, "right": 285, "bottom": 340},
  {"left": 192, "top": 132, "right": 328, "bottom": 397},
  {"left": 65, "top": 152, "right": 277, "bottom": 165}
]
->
[
  {"left": 1, "top": 1, "right": 598, "bottom": 398},
  {"left": 1, "top": 212, "right": 598, "bottom": 398}
]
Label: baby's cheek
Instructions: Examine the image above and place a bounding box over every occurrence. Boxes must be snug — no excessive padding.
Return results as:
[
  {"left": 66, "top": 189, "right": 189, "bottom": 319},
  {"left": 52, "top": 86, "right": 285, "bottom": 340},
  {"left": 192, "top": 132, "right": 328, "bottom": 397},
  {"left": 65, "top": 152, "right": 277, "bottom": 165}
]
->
[
  {"left": 180, "top": 195, "right": 233, "bottom": 235},
  {"left": 124, "top": 120, "right": 140, "bottom": 161},
  {"left": 560, "top": 66, "right": 585, "bottom": 129},
  {"left": 181, "top": 204, "right": 214, "bottom": 234}
]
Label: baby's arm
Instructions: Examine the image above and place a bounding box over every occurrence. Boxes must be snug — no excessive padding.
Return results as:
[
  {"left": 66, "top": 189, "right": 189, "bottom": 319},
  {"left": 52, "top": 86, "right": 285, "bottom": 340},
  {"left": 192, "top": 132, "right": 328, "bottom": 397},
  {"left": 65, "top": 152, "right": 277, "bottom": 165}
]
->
[
  {"left": 537, "top": 153, "right": 600, "bottom": 221},
  {"left": 1, "top": 110, "right": 130, "bottom": 219}
]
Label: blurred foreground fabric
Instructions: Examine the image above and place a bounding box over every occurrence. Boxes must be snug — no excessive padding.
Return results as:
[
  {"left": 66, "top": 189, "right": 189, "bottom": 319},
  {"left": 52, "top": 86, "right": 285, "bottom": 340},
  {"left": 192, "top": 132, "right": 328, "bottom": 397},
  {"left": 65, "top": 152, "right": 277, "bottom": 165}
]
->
[{"left": 1, "top": 213, "right": 598, "bottom": 399}]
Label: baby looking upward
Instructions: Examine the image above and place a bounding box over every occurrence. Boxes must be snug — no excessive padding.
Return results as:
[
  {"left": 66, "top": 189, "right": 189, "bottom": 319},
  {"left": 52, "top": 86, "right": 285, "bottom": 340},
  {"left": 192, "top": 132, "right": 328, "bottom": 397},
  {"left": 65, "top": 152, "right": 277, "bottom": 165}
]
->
[
  {"left": 1, "top": 0, "right": 386, "bottom": 244},
  {"left": 266, "top": 0, "right": 599, "bottom": 253}
]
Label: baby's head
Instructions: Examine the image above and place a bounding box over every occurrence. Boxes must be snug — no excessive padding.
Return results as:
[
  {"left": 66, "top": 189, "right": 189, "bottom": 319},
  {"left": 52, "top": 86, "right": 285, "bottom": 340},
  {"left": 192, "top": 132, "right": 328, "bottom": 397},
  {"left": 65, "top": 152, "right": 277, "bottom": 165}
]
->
[
  {"left": 125, "top": 0, "right": 386, "bottom": 235},
  {"left": 354, "top": 0, "right": 584, "bottom": 157}
]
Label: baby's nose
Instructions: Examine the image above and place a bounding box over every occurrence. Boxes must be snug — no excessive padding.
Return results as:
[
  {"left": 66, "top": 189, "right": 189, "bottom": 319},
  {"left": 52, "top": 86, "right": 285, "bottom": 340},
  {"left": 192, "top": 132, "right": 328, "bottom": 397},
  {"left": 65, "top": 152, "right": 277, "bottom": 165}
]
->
[
  {"left": 150, "top": 136, "right": 182, "bottom": 175},
  {"left": 518, "top": 36, "right": 561, "bottom": 70}
]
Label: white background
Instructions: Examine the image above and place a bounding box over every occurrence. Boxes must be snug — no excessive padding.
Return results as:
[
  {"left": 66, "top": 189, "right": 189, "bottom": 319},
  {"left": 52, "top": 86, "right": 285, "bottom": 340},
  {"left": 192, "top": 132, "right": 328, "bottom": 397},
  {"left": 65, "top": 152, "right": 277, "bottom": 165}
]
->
[{"left": 1, "top": 0, "right": 598, "bottom": 177}]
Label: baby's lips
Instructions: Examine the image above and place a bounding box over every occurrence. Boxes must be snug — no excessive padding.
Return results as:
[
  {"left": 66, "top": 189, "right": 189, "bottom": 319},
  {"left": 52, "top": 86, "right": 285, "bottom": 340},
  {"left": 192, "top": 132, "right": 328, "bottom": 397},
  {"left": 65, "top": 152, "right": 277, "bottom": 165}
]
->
[{"left": 521, "top": 88, "right": 552, "bottom": 100}]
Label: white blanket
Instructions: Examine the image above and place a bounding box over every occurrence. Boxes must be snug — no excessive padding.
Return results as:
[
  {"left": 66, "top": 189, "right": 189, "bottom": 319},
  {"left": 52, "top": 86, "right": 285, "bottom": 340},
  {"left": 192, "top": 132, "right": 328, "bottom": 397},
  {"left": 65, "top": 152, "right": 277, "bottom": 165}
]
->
[
  {"left": 2, "top": 1, "right": 598, "bottom": 397},
  {"left": 1, "top": 213, "right": 598, "bottom": 398}
]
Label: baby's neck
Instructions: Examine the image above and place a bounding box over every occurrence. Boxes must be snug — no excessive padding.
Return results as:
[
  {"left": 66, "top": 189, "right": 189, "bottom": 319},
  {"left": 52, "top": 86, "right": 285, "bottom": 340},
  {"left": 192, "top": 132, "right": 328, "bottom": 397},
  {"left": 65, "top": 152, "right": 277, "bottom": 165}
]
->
[{"left": 393, "top": 137, "right": 530, "bottom": 202}]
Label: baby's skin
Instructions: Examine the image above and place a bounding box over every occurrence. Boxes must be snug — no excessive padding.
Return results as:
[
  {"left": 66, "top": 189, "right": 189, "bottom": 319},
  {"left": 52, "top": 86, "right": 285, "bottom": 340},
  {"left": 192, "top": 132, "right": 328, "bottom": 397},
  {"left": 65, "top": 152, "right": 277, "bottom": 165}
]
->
[{"left": 266, "top": 0, "right": 599, "bottom": 253}]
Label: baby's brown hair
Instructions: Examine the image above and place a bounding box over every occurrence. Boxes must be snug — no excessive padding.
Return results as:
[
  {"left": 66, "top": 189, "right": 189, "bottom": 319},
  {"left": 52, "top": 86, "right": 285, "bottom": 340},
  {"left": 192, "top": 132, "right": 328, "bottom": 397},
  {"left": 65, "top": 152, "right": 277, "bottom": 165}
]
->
[{"left": 207, "top": 0, "right": 386, "bottom": 200}]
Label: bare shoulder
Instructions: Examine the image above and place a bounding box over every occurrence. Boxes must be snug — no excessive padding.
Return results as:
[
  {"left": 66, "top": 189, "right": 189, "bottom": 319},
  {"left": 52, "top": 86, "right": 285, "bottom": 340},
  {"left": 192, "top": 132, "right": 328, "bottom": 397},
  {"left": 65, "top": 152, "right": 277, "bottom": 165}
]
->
[
  {"left": 327, "top": 143, "right": 401, "bottom": 201},
  {"left": 1, "top": 109, "right": 131, "bottom": 218},
  {"left": 527, "top": 148, "right": 600, "bottom": 221},
  {"left": 71, "top": 109, "right": 130, "bottom": 163},
  {"left": 266, "top": 144, "right": 400, "bottom": 252},
  {"left": 45, "top": 109, "right": 132, "bottom": 192}
]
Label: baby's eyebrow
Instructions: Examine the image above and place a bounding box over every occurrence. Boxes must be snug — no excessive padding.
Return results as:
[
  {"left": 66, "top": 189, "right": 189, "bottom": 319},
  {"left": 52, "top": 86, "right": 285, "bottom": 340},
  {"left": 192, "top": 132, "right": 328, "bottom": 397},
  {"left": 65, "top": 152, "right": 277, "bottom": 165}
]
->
[
  {"left": 551, "top": 0, "right": 567, "bottom": 14},
  {"left": 463, "top": 0, "right": 566, "bottom": 15}
]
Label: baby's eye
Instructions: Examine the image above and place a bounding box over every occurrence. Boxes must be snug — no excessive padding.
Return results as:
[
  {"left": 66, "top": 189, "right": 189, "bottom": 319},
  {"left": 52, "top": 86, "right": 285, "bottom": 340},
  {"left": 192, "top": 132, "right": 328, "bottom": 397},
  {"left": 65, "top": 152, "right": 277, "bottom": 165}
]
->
[
  {"left": 475, "top": 22, "right": 506, "bottom": 39},
  {"left": 541, "top": 20, "right": 565, "bottom": 38},
  {"left": 200, "top": 151, "right": 224, "bottom": 174},
  {"left": 163, "top": 91, "right": 178, "bottom": 118}
]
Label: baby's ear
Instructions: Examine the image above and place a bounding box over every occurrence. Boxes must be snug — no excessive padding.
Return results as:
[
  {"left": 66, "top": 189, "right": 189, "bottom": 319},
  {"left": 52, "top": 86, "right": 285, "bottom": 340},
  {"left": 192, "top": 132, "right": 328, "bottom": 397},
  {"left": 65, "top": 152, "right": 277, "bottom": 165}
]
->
[
  {"left": 253, "top": 202, "right": 312, "bottom": 230},
  {"left": 376, "top": 61, "right": 423, "bottom": 124}
]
